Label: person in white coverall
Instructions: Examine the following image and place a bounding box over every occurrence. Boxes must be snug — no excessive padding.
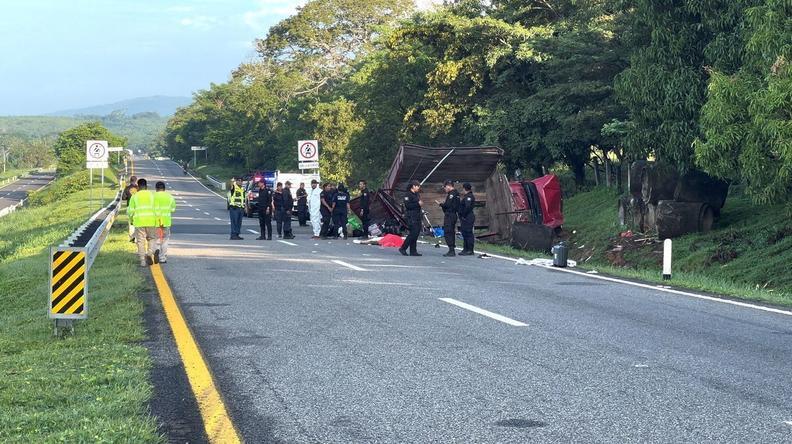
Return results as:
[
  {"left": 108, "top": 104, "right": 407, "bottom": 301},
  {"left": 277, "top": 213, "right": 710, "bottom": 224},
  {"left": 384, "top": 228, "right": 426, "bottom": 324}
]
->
[{"left": 308, "top": 179, "right": 323, "bottom": 239}]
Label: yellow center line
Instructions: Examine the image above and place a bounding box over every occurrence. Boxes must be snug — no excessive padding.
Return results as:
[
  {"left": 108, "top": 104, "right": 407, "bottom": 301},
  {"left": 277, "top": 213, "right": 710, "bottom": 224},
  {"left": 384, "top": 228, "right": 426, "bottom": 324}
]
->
[{"left": 149, "top": 264, "right": 242, "bottom": 443}]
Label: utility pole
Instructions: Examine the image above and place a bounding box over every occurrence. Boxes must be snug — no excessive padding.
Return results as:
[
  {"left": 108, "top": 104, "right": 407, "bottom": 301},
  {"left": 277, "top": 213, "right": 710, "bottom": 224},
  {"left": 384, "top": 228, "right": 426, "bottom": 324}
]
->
[{"left": 0, "top": 146, "right": 8, "bottom": 174}]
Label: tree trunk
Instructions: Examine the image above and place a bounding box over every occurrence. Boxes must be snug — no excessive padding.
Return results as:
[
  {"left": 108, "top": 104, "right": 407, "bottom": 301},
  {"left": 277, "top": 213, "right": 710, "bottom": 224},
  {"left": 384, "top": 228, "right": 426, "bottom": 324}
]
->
[
  {"left": 592, "top": 159, "right": 600, "bottom": 186},
  {"left": 571, "top": 159, "right": 586, "bottom": 190}
]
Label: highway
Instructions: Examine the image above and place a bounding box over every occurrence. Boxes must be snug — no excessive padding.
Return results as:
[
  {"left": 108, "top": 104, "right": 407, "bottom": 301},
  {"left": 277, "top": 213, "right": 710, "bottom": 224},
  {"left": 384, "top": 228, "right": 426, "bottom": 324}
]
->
[
  {"left": 0, "top": 172, "right": 54, "bottom": 215},
  {"left": 136, "top": 158, "right": 792, "bottom": 443}
]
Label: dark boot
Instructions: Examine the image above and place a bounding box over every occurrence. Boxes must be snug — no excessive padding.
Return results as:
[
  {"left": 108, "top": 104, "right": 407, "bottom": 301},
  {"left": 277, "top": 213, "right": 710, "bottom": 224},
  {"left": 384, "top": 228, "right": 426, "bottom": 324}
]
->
[
  {"left": 443, "top": 250, "right": 456, "bottom": 257},
  {"left": 398, "top": 248, "right": 408, "bottom": 256}
]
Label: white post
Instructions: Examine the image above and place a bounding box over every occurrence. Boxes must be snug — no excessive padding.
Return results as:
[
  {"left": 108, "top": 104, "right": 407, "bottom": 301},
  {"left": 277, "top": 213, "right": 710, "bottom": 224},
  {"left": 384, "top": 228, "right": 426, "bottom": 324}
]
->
[
  {"left": 100, "top": 167, "right": 104, "bottom": 207},
  {"left": 663, "top": 239, "right": 672, "bottom": 280},
  {"left": 88, "top": 168, "right": 93, "bottom": 217}
]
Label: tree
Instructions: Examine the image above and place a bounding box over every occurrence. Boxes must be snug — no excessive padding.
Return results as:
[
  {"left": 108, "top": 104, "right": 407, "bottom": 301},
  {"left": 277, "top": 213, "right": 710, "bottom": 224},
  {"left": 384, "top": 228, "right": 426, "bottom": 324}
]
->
[
  {"left": 53, "top": 122, "right": 125, "bottom": 175},
  {"left": 695, "top": 0, "right": 792, "bottom": 204}
]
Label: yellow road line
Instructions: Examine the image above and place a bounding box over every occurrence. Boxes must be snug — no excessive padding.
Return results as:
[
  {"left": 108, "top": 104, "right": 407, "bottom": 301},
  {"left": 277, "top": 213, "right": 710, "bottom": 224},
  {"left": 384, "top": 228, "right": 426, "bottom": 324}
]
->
[{"left": 149, "top": 264, "right": 242, "bottom": 443}]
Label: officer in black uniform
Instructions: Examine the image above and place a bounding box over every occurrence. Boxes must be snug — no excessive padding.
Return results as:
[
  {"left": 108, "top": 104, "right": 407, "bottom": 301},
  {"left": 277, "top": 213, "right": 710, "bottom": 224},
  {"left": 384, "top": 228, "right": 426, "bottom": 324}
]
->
[
  {"left": 255, "top": 180, "right": 274, "bottom": 240},
  {"left": 332, "top": 183, "right": 350, "bottom": 239},
  {"left": 358, "top": 180, "right": 371, "bottom": 238},
  {"left": 399, "top": 181, "right": 423, "bottom": 256},
  {"left": 282, "top": 181, "right": 295, "bottom": 239},
  {"left": 436, "top": 179, "right": 460, "bottom": 257},
  {"left": 296, "top": 183, "right": 308, "bottom": 226},
  {"left": 320, "top": 183, "right": 333, "bottom": 238},
  {"left": 273, "top": 182, "right": 285, "bottom": 238},
  {"left": 458, "top": 182, "right": 476, "bottom": 255}
]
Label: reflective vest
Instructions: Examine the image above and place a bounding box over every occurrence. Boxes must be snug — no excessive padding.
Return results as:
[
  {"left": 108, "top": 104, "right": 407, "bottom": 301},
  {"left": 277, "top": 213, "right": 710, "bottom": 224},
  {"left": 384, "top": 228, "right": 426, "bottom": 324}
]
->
[
  {"left": 154, "top": 191, "right": 176, "bottom": 227},
  {"left": 128, "top": 189, "right": 157, "bottom": 227},
  {"left": 228, "top": 185, "right": 245, "bottom": 208}
]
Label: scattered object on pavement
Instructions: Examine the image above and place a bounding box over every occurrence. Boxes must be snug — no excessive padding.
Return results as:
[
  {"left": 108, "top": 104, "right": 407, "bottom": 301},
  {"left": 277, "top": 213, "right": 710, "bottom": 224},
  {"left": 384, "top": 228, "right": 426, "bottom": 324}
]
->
[
  {"left": 552, "top": 241, "right": 569, "bottom": 267},
  {"left": 515, "top": 258, "right": 530, "bottom": 265},
  {"left": 478, "top": 253, "right": 490, "bottom": 259},
  {"left": 379, "top": 234, "right": 404, "bottom": 248}
]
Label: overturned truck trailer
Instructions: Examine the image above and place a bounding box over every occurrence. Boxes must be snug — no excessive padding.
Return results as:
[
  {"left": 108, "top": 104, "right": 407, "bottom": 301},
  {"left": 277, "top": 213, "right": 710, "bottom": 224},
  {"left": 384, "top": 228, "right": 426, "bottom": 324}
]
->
[{"left": 352, "top": 144, "right": 513, "bottom": 241}]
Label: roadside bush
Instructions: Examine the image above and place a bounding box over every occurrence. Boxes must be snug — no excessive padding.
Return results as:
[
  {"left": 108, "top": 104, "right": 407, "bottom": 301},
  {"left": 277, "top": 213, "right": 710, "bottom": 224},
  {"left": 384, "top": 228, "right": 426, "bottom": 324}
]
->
[{"left": 27, "top": 170, "right": 90, "bottom": 207}]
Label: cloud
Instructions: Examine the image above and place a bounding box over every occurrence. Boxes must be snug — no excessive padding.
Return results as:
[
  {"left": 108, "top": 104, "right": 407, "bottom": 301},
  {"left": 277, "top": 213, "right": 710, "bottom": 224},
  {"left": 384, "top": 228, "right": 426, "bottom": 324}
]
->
[
  {"left": 178, "top": 15, "right": 219, "bottom": 30},
  {"left": 243, "top": 0, "right": 306, "bottom": 30}
]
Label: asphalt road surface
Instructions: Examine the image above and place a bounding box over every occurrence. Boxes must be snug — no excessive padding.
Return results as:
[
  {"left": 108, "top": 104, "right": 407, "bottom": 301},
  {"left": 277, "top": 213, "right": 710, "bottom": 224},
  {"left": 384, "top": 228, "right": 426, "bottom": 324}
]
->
[
  {"left": 135, "top": 158, "right": 792, "bottom": 443},
  {"left": 0, "top": 172, "right": 53, "bottom": 213}
]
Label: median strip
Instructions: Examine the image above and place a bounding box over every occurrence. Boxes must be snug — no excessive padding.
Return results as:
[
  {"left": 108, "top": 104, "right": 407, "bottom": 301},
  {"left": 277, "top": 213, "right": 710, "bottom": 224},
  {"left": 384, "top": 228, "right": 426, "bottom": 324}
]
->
[{"left": 149, "top": 264, "right": 241, "bottom": 443}]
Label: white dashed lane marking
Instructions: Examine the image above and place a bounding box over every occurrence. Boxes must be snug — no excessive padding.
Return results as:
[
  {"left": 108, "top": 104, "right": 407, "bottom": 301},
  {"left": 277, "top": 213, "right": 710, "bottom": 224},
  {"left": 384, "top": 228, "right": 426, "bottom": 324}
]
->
[
  {"left": 331, "top": 260, "right": 367, "bottom": 271},
  {"left": 278, "top": 240, "right": 298, "bottom": 246},
  {"left": 247, "top": 229, "right": 259, "bottom": 235},
  {"left": 214, "top": 217, "right": 222, "bottom": 221},
  {"left": 439, "top": 298, "right": 528, "bottom": 327}
]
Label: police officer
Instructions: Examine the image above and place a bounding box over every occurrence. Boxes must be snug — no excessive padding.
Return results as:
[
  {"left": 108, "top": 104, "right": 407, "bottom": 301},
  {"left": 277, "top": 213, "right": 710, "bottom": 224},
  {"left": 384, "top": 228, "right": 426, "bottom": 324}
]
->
[
  {"left": 282, "top": 181, "right": 295, "bottom": 239},
  {"left": 332, "top": 183, "right": 350, "bottom": 239},
  {"left": 458, "top": 182, "right": 476, "bottom": 255},
  {"left": 436, "top": 179, "right": 460, "bottom": 257},
  {"left": 273, "top": 182, "right": 285, "bottom": 238},
  {"left": 296, "top": 182, "right": 308, "bottom": 226},
  {"left": 227, "top": 177, "right": 245, "bottom": 240},
  {"left": 358, "top": 180, "right": 371, "bottom": 239},
  {"left": 256, "top": 180, "right": 274, "bottom": 240},
  {"left": 399, "top": 181, "right": 422, "bottom": 256},
  {"left": 320, "top": 183, "right": 333, "bottom": 238}
]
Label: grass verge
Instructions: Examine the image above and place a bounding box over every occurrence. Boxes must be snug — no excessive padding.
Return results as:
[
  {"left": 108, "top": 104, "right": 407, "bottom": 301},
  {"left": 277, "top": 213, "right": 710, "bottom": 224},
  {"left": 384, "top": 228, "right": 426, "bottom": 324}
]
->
[
  {"left": 478, "top": 186, "right": 792, "bottom": 308},
  {"left": 0, "top": 174, "right": 161, "bottom": 442}
]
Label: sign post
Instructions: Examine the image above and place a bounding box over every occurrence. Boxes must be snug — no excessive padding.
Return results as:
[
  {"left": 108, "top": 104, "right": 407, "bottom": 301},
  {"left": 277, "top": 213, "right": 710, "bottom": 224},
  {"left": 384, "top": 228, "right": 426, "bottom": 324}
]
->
[
  {"left": 86, "top": 140, "right": 109, "bottom": 208},
  {"left": 191, "top": 146, "right": 206, "bottom": 168}
]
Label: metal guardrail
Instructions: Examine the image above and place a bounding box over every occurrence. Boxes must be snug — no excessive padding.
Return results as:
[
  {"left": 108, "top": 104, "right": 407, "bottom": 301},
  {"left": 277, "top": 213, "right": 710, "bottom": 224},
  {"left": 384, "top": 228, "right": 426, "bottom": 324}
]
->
[
  {"left": 0, "top": 175, "right": 18, "bottom": 188},
  {"left": 0, "top": 198, "right": 25, "bottom": 218},
  {"left": 49, "top": 190, "right": 123, "bottom": 333},
  {"left": 206, "top": 174, "right": 227, "bottom": 191}
]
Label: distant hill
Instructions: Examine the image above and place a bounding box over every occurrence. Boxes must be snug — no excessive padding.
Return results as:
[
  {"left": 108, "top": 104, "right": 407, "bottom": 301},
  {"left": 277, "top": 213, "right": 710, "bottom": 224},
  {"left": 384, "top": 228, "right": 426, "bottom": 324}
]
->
[
  {"left": 48, "top": 95, "right": 191, "bottom": 117},
  {"left": 0, "top": 112, "right": 169, "bottom": 151}
]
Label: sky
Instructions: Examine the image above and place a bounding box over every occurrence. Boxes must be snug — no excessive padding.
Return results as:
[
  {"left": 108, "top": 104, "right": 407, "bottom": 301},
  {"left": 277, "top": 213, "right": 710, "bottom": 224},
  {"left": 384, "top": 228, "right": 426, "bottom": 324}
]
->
[{"left": 0, "top": 1, "right": 316, "bottom": 115}]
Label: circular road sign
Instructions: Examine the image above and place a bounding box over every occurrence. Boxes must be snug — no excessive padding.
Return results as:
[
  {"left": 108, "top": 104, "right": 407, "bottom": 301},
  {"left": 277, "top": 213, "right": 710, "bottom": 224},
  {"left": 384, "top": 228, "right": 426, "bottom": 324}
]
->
[
  {"left": 88, "top": 142, "right": 107, "bottom": 160},
  {"left": 299, "top": 141, "right": 318, "bottom": 160}
]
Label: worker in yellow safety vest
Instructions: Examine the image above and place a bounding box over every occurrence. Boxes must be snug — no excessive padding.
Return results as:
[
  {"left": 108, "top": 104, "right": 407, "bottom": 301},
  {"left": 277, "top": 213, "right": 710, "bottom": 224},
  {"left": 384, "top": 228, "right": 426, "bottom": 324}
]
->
[
  {"left": 128, "top": 178, "right": 157, "bottom": 267},
  {"left": 154, "top": 181, "right": 176, "bottom": 264},
  {"left": 227, "top": 177, "right": 245, "bottom": 240}
]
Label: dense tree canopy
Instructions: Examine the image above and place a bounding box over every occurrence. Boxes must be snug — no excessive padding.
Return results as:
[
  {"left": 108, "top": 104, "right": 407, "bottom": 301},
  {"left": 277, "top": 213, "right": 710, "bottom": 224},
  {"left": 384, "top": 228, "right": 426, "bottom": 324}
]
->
[
  {"left": 54, "top": 122, "right": 125, "bottom": 175},
  {"left": 161, "top": 0, "right": 791, "bottom": 203}
]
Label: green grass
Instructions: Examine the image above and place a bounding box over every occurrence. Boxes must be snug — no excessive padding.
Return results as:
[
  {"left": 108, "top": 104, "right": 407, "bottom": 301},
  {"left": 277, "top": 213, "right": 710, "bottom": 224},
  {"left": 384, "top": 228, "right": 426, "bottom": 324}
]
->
[
  {"left": 492, "top": 186, "right": 792, "bottom": 307},
  {"left": 0, "top": 168, "right": 30, "bottom": 182},
  {"left": 193, "top": 163, "right": 241, "bottom": 182},
  {"left": 0, "top": 174, "right": 162, "bottom": 442}
]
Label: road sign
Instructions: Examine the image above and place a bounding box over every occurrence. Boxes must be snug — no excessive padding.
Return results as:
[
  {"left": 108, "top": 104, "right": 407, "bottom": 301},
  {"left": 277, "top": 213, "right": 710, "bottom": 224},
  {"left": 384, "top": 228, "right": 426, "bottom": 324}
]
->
[
  {"left": 49, "top": 248, "right": 87, "bottom": 319},
  {"left": 299, "top": 161, "right": 319, "bottom": 170},
  {"left": 191, "top": 146, "right": 207, "bottom": 151},
  {"left": 86, "top": 140, "right": 109, "bottom": 162},
  {"left": 298, "top": 140, "right": 319, "bottom": 162},
  {"left": 86, "top": 161, "right": 109, "bottom": 169}
]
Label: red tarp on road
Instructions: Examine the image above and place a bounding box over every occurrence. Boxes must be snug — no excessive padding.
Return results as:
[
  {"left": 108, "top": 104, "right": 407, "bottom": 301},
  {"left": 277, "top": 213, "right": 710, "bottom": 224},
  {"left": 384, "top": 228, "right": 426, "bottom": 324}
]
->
[{"left": 379, "top": 234, "right": 404, "bottom": 248}]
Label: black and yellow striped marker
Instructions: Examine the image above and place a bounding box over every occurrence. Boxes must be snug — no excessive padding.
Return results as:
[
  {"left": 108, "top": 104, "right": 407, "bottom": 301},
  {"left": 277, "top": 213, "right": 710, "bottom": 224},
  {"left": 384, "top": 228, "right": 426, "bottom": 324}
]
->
[{"left": 49, "top": 249, "right": 87, "bottom": 319}]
